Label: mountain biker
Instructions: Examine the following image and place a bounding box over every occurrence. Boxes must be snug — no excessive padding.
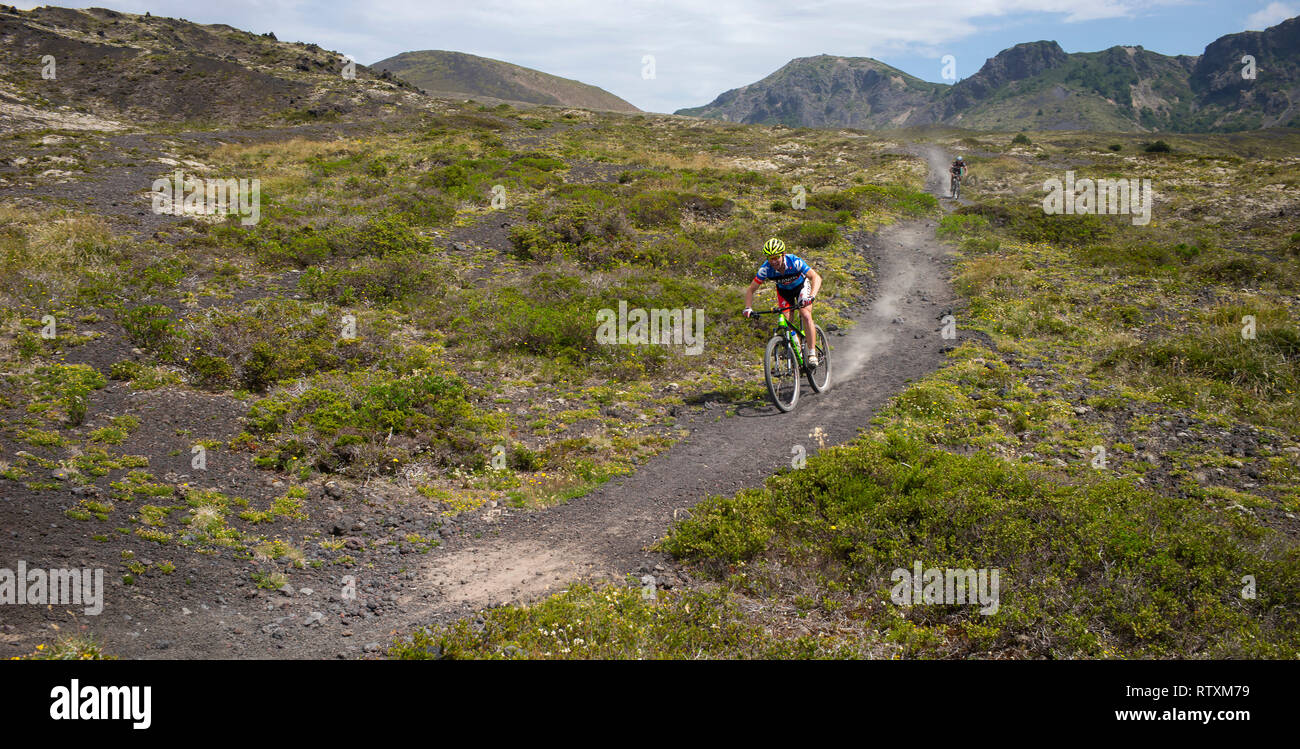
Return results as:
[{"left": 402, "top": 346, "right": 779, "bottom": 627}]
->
[
  {"left": 743, "top": 237, "right": 823, "bottom": 368},
  {"left": 950, "top": 156, "right": 967, "bottom": 195}
]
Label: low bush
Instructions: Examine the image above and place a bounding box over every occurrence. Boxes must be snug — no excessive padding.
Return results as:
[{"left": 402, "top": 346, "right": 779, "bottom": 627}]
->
[
  {"left": 662, "top": 432, "right": 1300, "bottom": 658},
  {"left": 243, "top": 365, "right": 500, "bottom": 476},
  {"left": 120, "top": 299, "right": 392, "bottom": 392},
  {"left": 299, "top": 250, "right": 447, "bottom": 305}
]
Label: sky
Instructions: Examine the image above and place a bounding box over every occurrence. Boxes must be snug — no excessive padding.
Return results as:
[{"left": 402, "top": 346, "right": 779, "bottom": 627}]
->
[{"left": 16, "top": 1, "right": 1299, "bottom": 113}]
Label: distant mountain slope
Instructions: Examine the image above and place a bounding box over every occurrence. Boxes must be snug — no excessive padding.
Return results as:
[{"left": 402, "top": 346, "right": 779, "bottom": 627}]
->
[
  {"left": 677, "top": 16, "right": 1300, "bottom": 132},
  {"left": 931, "top": 42, "right": 1202, "bottom": 131},
  {"left": 371, "top": 50, "right": 639, "bottom": 112},
  {"left": 0, "top": 6, "right": 422, "bottom": 131},
  {"left": 1189, "top": 15, "right": 1300, "bottom": 130},
  {"left": 674, "top": 55, "right": 944, "bottom": 128}
]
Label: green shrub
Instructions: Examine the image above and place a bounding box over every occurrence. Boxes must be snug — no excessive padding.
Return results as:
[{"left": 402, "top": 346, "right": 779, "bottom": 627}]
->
[
  {"left": 391, "top": 583, "right": 842, "bottom": 660},
  {"left": 300, "top": 251, "right": 446, "bottom": 305},
  {"left": 420, "top": 157, "right": 506, "bottom": 202},
  {"left": 26, "top": 364, "right": 106, "bottom": 426},
  {"left": 807, "top": 190, "right": 858, "bottom": 212},
  {"left": 785, "top": 221, "right": 837, "bottom": 248},
  {"left": 1120, "top": 305, "right": 1300, "bottom": 397},
  {"left": 1193, "top": 252, "right": 1277, "bottom": 285},
  {"left": 937, "top": 214, "right": 991, "bottom": 239},
  {"left": 238, "top": 213, "right": 435, "bottom": 268},
  {"left": 1008, "top": 205, "right": 1117, "bottom": 246},
  {"left": 388, "top": 191, "right": 456, "bottom": 227},
  {"left": 662, "top": 432, "right": 1300, "bottom": 658},
  {"left": 512, "top": 154, "right": 566, "bottom": 172},
  {"left": 1286, "top": 232, "right": 1300, "bottom": 256},
  {"left": 1072, "top": 242, "right": 1184, "bottom": 272},
  {"left": 120, "top": 304, "right": 181, "bottom": 359},
  {"left": 847, "top": 184, "right": 938, "bottom": 216},
  {"left": 511, "top": 202, "right": 629, "bottom": 261},
  {"left": 628, "top": 191, "right": 683, "bottom": 228},
  {"left": 244, "top": 365, "right": 500, "bottom": 475},
  {"left": 447, "top": 274, "right": 598, "bottom": 363},
  {"left": 124, "top": 300, "right": 391, "bottom": 392}
]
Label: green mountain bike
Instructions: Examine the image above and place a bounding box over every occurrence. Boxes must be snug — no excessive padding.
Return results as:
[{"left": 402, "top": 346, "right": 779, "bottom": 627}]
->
[{"left": 751, "top": 304, "right": 830, "bottom": 412}]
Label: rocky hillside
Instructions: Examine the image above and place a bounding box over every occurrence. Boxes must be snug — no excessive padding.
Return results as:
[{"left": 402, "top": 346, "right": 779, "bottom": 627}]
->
[
  {"left": 1189, "top": 15, "right": 1300, "bottom": 130},
  {"left": 0, "top": 5, "right": 425, "bottom": 132},
  {"left": 931, "top": 41, "right": 1202, "bottom": 131},
  {"left": 675, "top": 55, "right": 943, "bottom": 128},
  {"left": 677, "top": 16, "right": 1300, "bottom": 132},
  {"left": 372, "top": 50, "right": 639, "bottom": 112}
]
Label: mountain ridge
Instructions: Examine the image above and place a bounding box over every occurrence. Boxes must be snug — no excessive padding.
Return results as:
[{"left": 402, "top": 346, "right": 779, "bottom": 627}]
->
[
  {"left": 371, "top": 50, "right": 640, "bottom": 112},
  {"left": 675, "top": 17, "right": 1300, "bottom": 132}
]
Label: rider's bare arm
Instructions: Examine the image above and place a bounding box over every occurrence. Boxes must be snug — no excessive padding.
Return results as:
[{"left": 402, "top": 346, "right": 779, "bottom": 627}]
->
[
  {"left": 744, "top": 278, "right": 761, "bottom": 310},
  {"left": 806, "top": 269, "right": 822, "bottom": 299}
]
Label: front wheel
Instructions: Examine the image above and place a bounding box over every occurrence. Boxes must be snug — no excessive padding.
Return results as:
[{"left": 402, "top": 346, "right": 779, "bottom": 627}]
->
[
  {"left": 764, "top": 335, "right": 800, "bottom": 412},
  {"left": 806, "top": 324, "right": 831, "bottom": 392}
]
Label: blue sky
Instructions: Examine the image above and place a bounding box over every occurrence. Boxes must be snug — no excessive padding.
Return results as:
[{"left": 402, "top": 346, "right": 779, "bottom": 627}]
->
[{"left": 18, "top": 1, "right": 1299, "bottom": 113}]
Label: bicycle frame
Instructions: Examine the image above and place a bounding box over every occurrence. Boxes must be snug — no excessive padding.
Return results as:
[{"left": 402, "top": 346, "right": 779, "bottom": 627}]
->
[
  {"left": 775, "top": 314, "right": 805, "bottom": 365},
  {"left": 754, "top": 307, "right": 809, "bottom": 366},
  {"left": 751, "top": 301, "right": 830, "bottom": 411}
]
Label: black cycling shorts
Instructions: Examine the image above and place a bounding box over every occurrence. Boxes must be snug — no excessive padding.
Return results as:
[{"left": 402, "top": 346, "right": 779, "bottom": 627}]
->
[{"left": 777, "top": 281, "right": 808, "bottom": 311}]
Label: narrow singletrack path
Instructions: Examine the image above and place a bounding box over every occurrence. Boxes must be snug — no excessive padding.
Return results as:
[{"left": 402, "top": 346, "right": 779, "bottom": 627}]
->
[
  {"left": 50, "top": 144, "right": 963, "bottom": 658},
  {"left": 396, "top": 151, "right": 962, "bottom": 625}
]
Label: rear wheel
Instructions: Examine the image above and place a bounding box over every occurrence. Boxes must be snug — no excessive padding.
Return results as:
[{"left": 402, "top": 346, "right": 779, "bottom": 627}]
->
[
  {"left": 806, "top": 324, "right": 831, "bottom": 392},
  {"left": 764, "top": 335, "right": 800, "bottom": 412}
]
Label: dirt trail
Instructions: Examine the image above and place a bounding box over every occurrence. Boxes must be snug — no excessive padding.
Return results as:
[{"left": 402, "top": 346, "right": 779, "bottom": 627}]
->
[
  {"left": 412, "top": 218, "right": 956, "bottom": 618},
  {"left": 914, "top": 143, "right": 974, "bottom": 207},
  {"left": 8, "top": 144, "right": 961, "bottom": 659},
  {"left": 225, "top": 146, "right": 959, "bottom": 654},
  {"left": 390, "top": 151, "right": 962, "bottom": 626}
]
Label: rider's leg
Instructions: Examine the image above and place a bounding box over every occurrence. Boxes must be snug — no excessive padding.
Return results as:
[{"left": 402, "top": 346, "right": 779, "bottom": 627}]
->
[
  {"left": 800, "top": 305, "right": 816, "bottom": 355},
  {"left": 779, "top": 289, "right": 797, "bottom": 330}
]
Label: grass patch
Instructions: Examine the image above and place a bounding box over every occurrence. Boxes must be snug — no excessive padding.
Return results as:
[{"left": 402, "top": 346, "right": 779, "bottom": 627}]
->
[{"left": 662, "top": 433, "right": 1299, "bottom": 658}]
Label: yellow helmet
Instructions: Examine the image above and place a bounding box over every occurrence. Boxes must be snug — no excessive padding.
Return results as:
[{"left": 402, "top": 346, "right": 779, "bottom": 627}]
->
[{"left": 762, "top": 237, "right": 786, "bottom": 256}]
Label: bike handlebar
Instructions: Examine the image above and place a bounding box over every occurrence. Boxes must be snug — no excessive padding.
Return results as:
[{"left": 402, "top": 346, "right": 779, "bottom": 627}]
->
[{"left": 749, "top": 301, "right": 812, "bottom": 316}]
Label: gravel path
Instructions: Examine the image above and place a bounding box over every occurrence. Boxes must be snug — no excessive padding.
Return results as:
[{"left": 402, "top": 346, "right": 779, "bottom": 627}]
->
[{"left": 5, "top": 143, "right": 962, "bottom": 659}]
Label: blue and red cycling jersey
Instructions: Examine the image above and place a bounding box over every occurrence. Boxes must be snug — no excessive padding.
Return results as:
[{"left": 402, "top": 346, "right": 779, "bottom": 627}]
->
[{"left": 754, "top": 254, "right": 812, "bottom": 290}]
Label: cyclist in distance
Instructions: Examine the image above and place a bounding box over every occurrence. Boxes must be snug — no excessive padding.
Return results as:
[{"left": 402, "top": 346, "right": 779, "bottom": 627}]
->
[
  {"left": 950, "top": 155, "right": 967, "bottom": 197},
  {"left": 742, "top": 237, "right": 823, "bottom": 368}
]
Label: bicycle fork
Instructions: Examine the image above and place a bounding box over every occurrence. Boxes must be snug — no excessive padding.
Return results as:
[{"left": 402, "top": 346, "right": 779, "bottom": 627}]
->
[{"left": 787, "top": 331, "right": 805, "bottom": 366}]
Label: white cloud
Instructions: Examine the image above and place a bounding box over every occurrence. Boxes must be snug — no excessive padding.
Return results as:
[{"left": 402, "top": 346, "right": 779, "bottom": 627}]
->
[
  {"left": 15, "top": 0, "right": 1196, "bottom": 112},
  {"left": 1245, "top": 2, "right": 1297, "bottom": 29}
]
